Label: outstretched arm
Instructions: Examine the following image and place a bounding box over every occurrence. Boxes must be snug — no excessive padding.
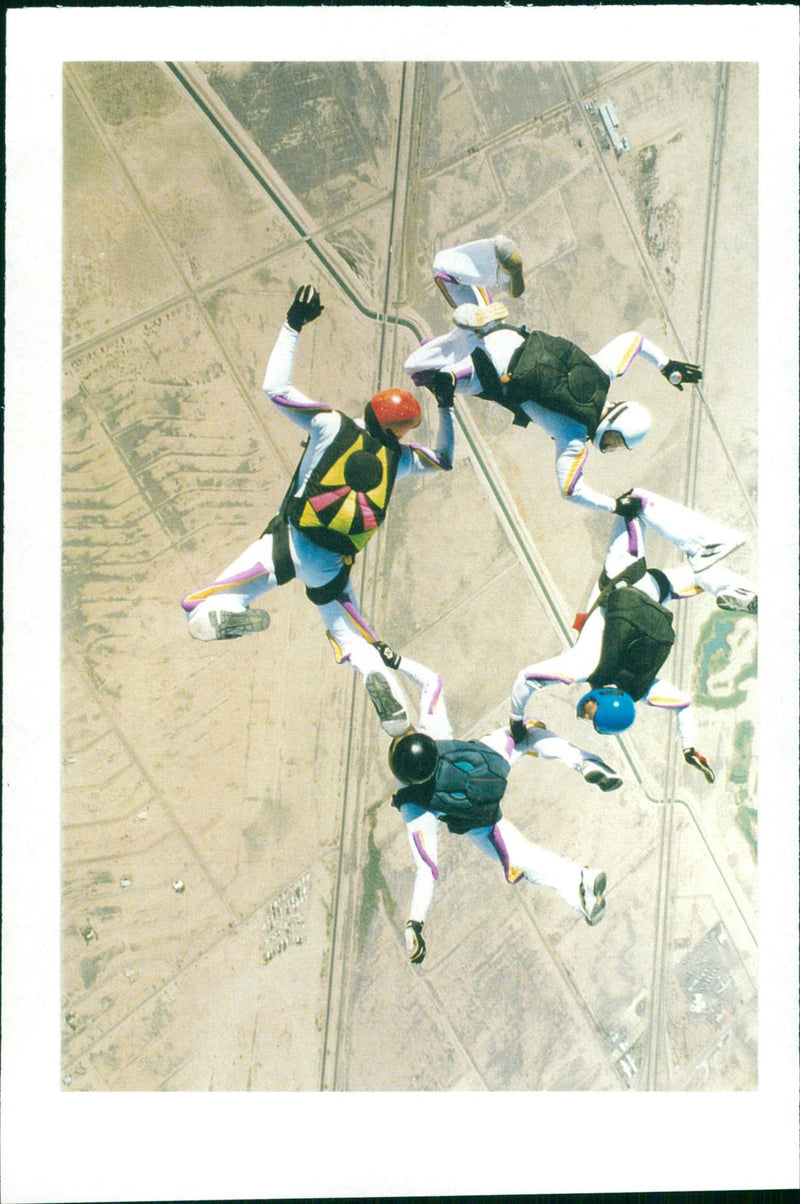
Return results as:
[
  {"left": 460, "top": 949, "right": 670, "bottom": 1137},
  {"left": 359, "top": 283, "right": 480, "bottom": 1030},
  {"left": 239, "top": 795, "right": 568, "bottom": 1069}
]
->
[
  {"left": 552, "top": 428, "right": 616, "bottom": 512},
  {"left": 399, "top": 404, "right": 456, "bottom": 476},
  {"left": 643, "top": 681, "right": 716, "bottom": 783},
  {"left": 643, "top": 678, "right": 693, "bottom": 737},
  {"left": 262, "top": 286, "right": 330, "bottom": 430},
  {"left": 400, "top": 805, "right": 440, "bottom": 963},
  {"left": 591, "top": 330, "right": 701, "bottom": 391}
]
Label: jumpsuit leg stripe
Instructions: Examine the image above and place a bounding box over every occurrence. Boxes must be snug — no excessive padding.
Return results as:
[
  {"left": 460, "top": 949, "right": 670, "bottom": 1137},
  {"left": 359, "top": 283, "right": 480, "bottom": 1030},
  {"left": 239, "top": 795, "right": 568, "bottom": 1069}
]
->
[
  {"left": 434, "top": 273, "right": 492, "bottom": 309},
  {"left": 325, "top": 631, "right": 348, "bottom": 664},
  {"left": 181, "top": 564, "right": 270, "bottom": 611},
  {"left": 564, "top": 446, "right": 588, "bottom": 496},
  {"left": 646, "top": 696, "right": 691, "bottom": 711},
  {"left": 670, "top": 585, "right": 704, "bottom": 599},
  {"left": 413, "top": 830, "right": 439, "bottom": 880},
  {"left": 340, "top": 598, "right": 378, "bottom": 643},
  {"left": 421, "top": 674, "right": 444, "bottom": 718},
  {"left": 488, "top": 825, "right": 525, "bottom": 884},
  {"left": 525, "top": 672, "right": 575, "bottom": 686}
]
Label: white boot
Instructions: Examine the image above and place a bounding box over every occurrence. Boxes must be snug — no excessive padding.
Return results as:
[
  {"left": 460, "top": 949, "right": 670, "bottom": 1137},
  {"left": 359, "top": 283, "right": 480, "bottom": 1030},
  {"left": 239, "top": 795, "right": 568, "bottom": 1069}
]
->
[
  {"left": 451, "top": 301, "right": 509, "bottom": 335},
  {"left": 187, "top": 605, "right": 270, "bottom": 641},
  {"left": 579, "top": 867, "right": 607, "bottom": 926},
  {"left": 494, "top": 236, "right": 525, "bottom": 298}
]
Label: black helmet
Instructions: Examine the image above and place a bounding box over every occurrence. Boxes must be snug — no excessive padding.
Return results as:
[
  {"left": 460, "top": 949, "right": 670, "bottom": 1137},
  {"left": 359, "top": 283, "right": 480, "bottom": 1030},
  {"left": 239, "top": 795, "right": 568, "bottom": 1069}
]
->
[{"left": 389, "top": 731, "right": 438, "bottom": 784}]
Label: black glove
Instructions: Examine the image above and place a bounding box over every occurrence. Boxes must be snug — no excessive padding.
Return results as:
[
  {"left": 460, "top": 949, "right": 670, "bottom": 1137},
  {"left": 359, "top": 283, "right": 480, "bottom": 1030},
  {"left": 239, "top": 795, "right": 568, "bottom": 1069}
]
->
[
  {"left": 510, "top": 717, "right": 527, "bottom": 745},
  {"left": 405, "top": 920, "right": 426, "bottom": 964},
  {"left": 683, "top": 747, "right": 715, "bottom": 784},
  {"left": 614, "top": 491, "right": 644, "bottom": 520},
  {"left": 375, "top": 639, "right": 401, "bottom": 670},
  {"left": 661, "top": 359, "right": 702, "bottom": 391},
  {"left": 428, "top": 370, "right": 456, "bottom": 409},
  {"left": 286, "top": 285, "right": 324, "bottom": 332}
]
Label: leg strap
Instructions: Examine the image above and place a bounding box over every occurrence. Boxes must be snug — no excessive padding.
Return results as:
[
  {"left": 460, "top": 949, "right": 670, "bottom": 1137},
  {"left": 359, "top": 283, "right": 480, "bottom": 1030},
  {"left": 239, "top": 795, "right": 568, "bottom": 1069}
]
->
[
  {"left": 263, "top": 516, "right": 296, "bottom": 586},
  {"left": 305, "top": 561, "right": 353, "bottom": 606}
]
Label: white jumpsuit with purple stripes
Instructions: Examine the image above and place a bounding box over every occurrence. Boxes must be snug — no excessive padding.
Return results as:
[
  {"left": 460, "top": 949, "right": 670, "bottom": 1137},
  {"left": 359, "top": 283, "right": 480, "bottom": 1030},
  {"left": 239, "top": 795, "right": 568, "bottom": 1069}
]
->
[
  {"left": 510, "top": 489, "right": 756, "bottom": 746},
  {"left": 403, "top": 237, "right": 673, "bottom": 513},
  {"left": 181, "top": 322, "right": 455, "bottom": 722},
  {"left": 394, "top": 656, "right": 608, "bottom": 926}
]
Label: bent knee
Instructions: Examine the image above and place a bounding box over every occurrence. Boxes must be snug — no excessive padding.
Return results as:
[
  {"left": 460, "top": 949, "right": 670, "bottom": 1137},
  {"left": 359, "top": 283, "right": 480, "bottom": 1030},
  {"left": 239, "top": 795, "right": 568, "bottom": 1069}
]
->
[{"left": 185, "top": 606, "right": 218, "bottom": 641}]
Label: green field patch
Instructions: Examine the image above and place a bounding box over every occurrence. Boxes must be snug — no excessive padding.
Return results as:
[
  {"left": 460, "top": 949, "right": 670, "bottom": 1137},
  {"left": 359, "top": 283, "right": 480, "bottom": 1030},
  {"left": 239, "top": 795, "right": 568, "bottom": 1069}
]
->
[
  {"left": 357, "top": 799, "right": 396, "bottom": 956},
  {"left": 728, "top": 720, "right": 754, "bottom": 784},
  {"left": 694, "top": 614, "right": 757, "bottom": 709},
  {"left": 736, "top": 805, "right": 758, "bottom": 859}
]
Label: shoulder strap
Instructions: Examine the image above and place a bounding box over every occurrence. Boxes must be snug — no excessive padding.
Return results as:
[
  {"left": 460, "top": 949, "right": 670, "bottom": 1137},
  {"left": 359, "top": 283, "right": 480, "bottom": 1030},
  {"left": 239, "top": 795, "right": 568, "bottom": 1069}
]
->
[
  {"left": 471, "top": 342, "right": 532, "bottom": 428},
  {"left": 585, "top": 556, "right": 648, "bottom": 623}
]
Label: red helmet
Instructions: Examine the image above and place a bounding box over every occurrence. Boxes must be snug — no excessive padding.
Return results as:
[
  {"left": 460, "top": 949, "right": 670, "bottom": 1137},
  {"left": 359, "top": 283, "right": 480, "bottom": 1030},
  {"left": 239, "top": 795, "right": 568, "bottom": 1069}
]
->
[{"left": 367, "top": 388, "right": 421, "bottom": 431}]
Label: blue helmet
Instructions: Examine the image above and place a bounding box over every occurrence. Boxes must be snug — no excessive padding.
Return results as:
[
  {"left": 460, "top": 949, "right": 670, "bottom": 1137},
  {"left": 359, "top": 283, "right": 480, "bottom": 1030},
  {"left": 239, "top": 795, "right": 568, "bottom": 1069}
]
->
[{"left": 577, "top": 686, "right": 636, "bottom": 734}]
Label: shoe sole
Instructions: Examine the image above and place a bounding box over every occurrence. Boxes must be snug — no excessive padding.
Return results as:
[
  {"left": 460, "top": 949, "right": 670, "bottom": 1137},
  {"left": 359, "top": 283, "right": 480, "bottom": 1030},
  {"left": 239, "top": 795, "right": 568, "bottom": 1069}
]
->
[
  {"left": 716, "top": 593, "right": 757, "bottom": 615},
  {"left": 365, "top": 672, "right": 409, "bottom": 736},
  {"left": 583, "top": 769, "right": 623, "bottom": 792},
  {"left": 580, "top": 870, "right": 607, "bottom": 926},
  {"left": 209, "top": 609, "right": 270, "bottom": 640},
  {"left": 452, "top": 301, "right": 509, "bottom": 332}
]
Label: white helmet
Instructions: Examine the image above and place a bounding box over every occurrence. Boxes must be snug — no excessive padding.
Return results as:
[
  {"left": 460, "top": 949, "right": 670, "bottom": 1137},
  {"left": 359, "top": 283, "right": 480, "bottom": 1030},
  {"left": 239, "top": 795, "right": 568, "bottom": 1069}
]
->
[{"left": 593, "top": 401, "right": 651, "bottom": 451}]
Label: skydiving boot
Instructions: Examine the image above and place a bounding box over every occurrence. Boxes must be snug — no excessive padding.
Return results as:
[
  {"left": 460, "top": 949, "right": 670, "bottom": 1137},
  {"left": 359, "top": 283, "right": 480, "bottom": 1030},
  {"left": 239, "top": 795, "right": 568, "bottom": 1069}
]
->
[
  {"left": 581, "top": 760, "right": 623, "bottom": 792},
  {"left": 207, "top": 609, "right": 270, "bottom": 640},
  {"left": 494, "top": 235, "right": 525, "bottom": 298},
  {"left": 451, "top": 301, "right": 509, "bottom": 335},
  {"left": 631, "top": 489, "right": 745, "bottom": 574},
  {"left": 687, "top": 536, "right": 745, "bottom": 573},
  {"left": 716, "top": 588, "right": 758, "bottom": 615},
  {"left": 365, "top": 671, "right": 410, "bottom": 738},
  {"left": 579, "top": 867, "right": 607, "bottom": 926}
]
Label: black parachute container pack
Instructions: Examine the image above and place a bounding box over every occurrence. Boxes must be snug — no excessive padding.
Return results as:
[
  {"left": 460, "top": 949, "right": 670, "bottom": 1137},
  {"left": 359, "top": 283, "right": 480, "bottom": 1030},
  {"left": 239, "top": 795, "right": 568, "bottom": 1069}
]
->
[
  {"left": 392, "top": 739, "right": 509, "bottom": 834},
  {"left": 502, "top": 330, "right": 611, "bottom": 435},
  {"left": 285, "top": 413, "right": 401, "bottom": 556},
  {"left": 588, "top": 562, "right": 676, "bottom": 702}
]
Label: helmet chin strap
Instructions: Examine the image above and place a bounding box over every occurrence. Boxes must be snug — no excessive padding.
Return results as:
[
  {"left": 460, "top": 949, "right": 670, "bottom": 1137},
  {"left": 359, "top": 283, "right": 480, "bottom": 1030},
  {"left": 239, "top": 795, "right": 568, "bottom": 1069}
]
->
[{"left": 363, "top": 403, "right": 400, "bottom": 445}]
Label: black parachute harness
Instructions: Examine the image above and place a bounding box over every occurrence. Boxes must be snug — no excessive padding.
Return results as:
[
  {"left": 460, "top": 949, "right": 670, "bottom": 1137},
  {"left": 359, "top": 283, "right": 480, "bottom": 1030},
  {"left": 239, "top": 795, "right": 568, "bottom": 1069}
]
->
[
  {"left": 472, "top": 328, "right": 614, "bottom": 435},
  {"left": 261, "top": 409, "right": 403, "bottom": 607},
  {"left": 584, "top": 558, "right": 676, "bottom": 702},
  {"left": 262, "top": 508, "right": 355, "bottom": 606},
  {"left": 470, "top": 324, "right": 533, "bottom": 427},
  {"left": 261, "top": 436, "right": 356, "bottom": 607},
  {"left": 392, "top": 739, "right": 510, "bottom": 834}
]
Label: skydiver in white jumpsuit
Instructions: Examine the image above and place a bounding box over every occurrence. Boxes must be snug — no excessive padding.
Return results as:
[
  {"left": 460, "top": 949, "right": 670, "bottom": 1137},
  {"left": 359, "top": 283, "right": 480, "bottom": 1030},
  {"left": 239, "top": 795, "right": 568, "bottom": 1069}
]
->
[
  {"left": 404, "top": 236, "right": 703, "bottom": 516},
  {"left": 181, "top": 286, "right": 455, "bottom": 737},
  {"left": 385, "top": 653, "right": 617, "bottom": 964},
  {"left": 509, "top": 488, "right": 757, "bottom": 782}
]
